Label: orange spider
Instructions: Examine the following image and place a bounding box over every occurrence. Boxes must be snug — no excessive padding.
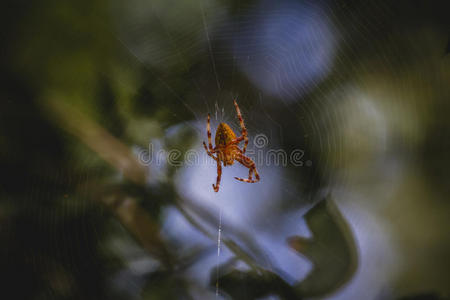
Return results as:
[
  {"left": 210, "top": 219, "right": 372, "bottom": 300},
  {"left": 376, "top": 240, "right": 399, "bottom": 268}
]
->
[{"left": 203, "top": 100, "right": 260, "bottom": 192}]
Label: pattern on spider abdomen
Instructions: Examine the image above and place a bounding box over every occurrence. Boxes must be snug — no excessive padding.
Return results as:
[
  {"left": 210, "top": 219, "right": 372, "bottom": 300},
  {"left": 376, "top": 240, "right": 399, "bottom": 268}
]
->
[{"left": 215, "top": 123, "right": 236, "bottom": 147}]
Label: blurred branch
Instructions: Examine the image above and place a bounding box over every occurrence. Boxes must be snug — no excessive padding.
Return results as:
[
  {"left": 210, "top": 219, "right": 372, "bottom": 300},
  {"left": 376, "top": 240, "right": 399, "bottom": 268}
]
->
[
  {"left": 174, "top": 199, "right": 262, "bottom": 272},
  {"left": 103, "top": 194, "right": 173, "bottom": 268},
  {"left": 44, "top": 98, "right": 173, "bottom": 267},
  {"left": 178, "top": 196, "right": 273, "bottom": 269},
  {"left": 44, "top": 97, "right": 146, "bottom": 185}
]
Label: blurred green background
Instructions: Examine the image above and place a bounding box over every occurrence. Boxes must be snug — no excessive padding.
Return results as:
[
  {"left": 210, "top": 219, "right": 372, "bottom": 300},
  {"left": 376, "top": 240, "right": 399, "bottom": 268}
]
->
[{"left": 0, "top": 0, "right": 449, "bottom": 299}]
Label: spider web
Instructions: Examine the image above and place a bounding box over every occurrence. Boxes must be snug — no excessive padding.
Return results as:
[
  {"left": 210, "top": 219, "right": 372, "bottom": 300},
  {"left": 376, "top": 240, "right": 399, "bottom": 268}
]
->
[
  {"left": 110, "top": 0, "right": 342, "bottom": 299},
  {"left": 4, "top": 0, "right": 449, "bottom": 299},
  {"left": 106, "top": 0, "right": 427, "bottom": 299}
]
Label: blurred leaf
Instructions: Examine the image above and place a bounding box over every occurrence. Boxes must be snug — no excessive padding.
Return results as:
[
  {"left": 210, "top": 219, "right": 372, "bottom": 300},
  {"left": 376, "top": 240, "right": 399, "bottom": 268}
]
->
[
  {"left": 212, "top": 196, "right": 357, "bottom": 299},
  {"left": 214, "top": 269, "right": 300, "bottom": 300},
  {"left": 288, "top": 195, "right": 358, "bottom": 298},
  {"left": 141, "top": 270, "right": 195, "bottom": 300}
]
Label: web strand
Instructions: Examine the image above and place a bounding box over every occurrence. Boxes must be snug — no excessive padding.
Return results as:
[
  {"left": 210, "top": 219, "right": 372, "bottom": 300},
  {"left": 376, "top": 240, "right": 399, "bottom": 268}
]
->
[{"left": 215, "top": 202, "right": 223, "bottom": 298}]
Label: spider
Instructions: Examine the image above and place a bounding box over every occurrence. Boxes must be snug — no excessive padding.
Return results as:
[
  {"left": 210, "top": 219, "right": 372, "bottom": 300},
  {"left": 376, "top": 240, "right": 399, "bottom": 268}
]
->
[{"left": 203, "top": 100, "right": 260, "bottom": 192}]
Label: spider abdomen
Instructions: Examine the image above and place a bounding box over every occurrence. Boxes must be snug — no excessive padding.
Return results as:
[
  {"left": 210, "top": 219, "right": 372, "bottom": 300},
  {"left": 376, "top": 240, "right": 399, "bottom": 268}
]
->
[{"left": 215, "top": 123, "right": 236, "bottom": 147}]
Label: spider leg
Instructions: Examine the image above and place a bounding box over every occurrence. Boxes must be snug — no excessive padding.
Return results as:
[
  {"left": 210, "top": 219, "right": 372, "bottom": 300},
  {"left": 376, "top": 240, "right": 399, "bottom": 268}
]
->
[
  {"left": 212, "top": 160, "right": 222, "bottom": 192},
  {"left": 206, "top": 113, "right": 214, "bottom": 151},
  {"left": 233, "top": 100, "right": 249, "bottom": 153},
  {"left": 234, "top": 153, "right": 260, "bottom": 183},
  {"left": 203, "top": 141, "right": 217, "bottom": 160},
  {"left": 204, "top": 113, "right": 222, "bottom": 192}
]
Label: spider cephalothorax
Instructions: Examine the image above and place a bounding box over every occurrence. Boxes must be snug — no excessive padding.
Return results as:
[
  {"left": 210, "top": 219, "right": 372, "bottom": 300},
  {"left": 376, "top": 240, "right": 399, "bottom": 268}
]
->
[{"left": 203, "top": 100, "right": 260, "bottom": 192}]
